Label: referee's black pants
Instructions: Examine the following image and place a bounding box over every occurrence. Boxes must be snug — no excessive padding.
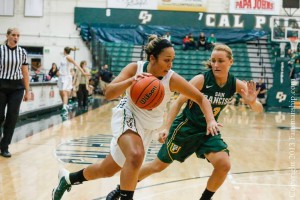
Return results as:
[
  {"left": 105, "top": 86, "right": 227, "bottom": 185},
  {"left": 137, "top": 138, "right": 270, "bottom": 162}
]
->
[{"left": 0, "top": 88, "right": 24, "bottom": 151}]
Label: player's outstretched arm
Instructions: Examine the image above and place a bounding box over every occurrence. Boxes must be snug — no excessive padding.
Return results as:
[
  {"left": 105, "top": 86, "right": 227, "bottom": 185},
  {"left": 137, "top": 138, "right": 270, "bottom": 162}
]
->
[
  {"left": 66, "top": 55, "right": 88, "bottom": 76},
  {"left": 237, "top": 79, "right": 263, "bottom": 113}
]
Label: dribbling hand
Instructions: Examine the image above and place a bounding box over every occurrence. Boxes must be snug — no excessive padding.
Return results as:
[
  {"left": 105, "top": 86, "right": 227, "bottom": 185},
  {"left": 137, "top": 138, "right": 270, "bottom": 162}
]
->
[
  {"left": 206, "top": 120, "right": 223, "bottom": 136},
  {"left": 132, "top": 72, "right": 152, "bottom": 82}
]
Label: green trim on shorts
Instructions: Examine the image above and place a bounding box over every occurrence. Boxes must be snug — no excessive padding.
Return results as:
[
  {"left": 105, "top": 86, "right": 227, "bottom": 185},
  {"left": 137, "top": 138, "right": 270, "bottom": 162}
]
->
[{"left": 165, "top": 118, "right": 189, "bottom": 162}]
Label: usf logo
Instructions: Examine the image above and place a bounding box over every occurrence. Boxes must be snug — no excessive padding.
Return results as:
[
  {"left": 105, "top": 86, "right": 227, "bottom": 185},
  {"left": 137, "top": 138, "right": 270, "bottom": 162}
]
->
[
  {"left": 170, "top": 143, "right": 181, "bottom": 154},
  {"left": 139, "top": 11, "right": 152, "bottom": 24},
  {"left": 276, "top": 91, "right": 287, "bottom": 102}
]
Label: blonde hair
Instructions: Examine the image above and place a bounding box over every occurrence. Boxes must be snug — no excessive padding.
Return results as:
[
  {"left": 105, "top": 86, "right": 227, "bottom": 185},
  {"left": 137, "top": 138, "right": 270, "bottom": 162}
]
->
[
  {"left": 204, "top": 44, "right": 233, "bottom": 69},
  {"left": 5, "top": 28, "right": 19, "bottom": 44}
]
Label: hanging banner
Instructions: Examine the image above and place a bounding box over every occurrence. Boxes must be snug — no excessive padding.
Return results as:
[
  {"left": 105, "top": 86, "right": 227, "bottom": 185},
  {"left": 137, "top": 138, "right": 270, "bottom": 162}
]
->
[
  {"left": 266, "top": 58, "right": 291, "bottom": 107},
  {"left": 75, "top": 8, "right": 272, "bottom": 31},
  {"left": 229, "top": 0, "right": 280, "bottom": 15},
  {"left": 107, "top": 0, "right": 207, "bottom": 12},
  {"left": 107, "top": 0, "right": 158, "bottom": 10},
  {"left": 157, "top": 0, "right": 207, "bottom": 12}
]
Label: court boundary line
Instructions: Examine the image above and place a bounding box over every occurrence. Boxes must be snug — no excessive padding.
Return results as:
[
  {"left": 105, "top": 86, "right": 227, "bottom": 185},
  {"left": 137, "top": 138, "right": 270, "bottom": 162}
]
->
[{"left": 93, "top": 168, "right": 300, "bottom": 200}]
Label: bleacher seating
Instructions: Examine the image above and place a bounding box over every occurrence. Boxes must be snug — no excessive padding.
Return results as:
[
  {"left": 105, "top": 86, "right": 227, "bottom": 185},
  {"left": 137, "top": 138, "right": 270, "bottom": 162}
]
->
[
  {"left": 103, "top": 42, "right": 135, "bottom": 75},
  {"left": 80, "top": 24, "right": 300, "bottom": 110},
  {"left": 172, "top": 43, "right": 253, "bottom": 81},
  {"left": 105, "top": 42, "right": 255, "bottom": 82},
  {"left": 86, "top": 27, "right": 277, "bottom": 92}
]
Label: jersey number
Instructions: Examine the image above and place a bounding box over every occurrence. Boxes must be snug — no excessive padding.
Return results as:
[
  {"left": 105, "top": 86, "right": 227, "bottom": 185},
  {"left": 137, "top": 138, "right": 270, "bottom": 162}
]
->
[{"left": 213, "top": 107, "right": 221, "bottom": 116}]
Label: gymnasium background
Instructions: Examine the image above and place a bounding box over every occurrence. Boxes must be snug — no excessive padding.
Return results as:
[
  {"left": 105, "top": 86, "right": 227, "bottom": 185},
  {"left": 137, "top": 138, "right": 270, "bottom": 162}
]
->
[{"left": 0, "top": 0, "right": 300, "bottom": 110}]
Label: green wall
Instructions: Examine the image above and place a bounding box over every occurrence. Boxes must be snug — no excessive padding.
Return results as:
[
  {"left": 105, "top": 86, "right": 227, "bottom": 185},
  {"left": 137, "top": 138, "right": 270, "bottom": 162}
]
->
[{"left": 75, "top": 7, "right": 272, "bottom": 31}]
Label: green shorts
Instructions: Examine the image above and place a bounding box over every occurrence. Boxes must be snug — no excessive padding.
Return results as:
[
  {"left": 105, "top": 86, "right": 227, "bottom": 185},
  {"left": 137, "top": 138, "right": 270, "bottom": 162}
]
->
[{"left": 157, "top": 117, "right": 229, "bottom": 163}]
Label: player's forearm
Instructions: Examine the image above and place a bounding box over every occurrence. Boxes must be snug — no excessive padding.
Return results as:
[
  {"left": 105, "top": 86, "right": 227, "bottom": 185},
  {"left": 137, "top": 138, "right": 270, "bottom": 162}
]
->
[
  {"left": 74, "top": 65, "right": 87, "bottom": 75},
  {"left": 22, "top": 65, "right": 30, "bottom": 93},
  {"left": 105, "top": 77, "right": 134, "bottom": 100},
  {"left": 197, "top": 97, "right": 215, "bottom": 124}
]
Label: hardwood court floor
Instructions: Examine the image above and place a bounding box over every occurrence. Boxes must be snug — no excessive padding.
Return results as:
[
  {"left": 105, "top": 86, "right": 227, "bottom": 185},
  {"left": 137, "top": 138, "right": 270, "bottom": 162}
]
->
[{"left": 0, "top": 98, "right": 299, "bottom": 200}]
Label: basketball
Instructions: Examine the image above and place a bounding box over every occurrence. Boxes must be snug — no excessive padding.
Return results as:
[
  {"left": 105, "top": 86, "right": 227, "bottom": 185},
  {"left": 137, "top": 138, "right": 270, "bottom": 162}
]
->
[{"left": 130, "top": 75, "right": 165, "bottom": 110}]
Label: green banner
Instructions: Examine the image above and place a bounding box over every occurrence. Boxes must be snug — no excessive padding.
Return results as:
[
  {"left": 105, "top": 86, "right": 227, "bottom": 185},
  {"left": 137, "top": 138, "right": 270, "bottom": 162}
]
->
[
  {"left": 74, "top": 7, "right": 272, "bottom": 31},
  {"left": 266, "top": 58, "right": 292, "bottom": 107}
]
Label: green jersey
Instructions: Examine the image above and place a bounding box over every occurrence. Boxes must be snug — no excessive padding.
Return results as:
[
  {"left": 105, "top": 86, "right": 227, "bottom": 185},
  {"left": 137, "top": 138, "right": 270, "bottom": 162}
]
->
[
  {"left": 182, "top": 70, "right": 236, "bottom": 126},
  {"left": 158, "top": 70, "right": 235, "bottom": 162}
]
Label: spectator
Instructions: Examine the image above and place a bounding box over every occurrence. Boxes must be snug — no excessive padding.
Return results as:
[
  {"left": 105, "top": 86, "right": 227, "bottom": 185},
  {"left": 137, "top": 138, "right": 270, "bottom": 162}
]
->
[
  {"left": 256, "top": 78, "right": 267, "bottom": 105},
  {"left": 197, "top": 32, "right": 207, "bottom": 50},
  {"left": 163, "top": 32, "right": 172, "bottom": 43},
  {"left": 207, "top": 33, "right": 217, "bottom": 50},
  {"left": 99, "top": 64, "right": 114, "bottom": 95},
  {"left": 182, "top": 35, "right": 190, "bottom": 50},
  {"left": 48, "top": 63, "right": 59, "bottom": 80},
  {"left": 188, "top": 33, "right": 197, "bottom": 50},
  {"left": 73, "top": 60, "right": 90, "bottom": 110},
  {"left": 182, "top": 33, "right": 196, "bottom": 51},
  {"left": 32, "top": 65, "right": 44, "bottom": 82}
]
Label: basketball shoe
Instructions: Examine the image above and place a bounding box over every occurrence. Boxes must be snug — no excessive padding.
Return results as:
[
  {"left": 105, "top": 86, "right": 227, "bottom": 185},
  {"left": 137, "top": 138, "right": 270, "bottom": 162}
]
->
[
  {"left": 52, "top": 168, "right": 72, "bottom": 200},
  {"left": 61, "top": 105, "right": 68, "bottom": 116},
  {"left": 106, "top": 185, "right": 120, "bottom": 200}
]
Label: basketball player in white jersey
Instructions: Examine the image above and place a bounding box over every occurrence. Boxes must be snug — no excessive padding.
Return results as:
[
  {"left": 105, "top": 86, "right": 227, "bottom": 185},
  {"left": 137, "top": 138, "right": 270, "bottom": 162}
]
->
[
  {"left": 57, "top": 47, "right": 89, "bottom": 118},
  {"left": 52, "top": 35, "right": 221, "bottom": 200}
]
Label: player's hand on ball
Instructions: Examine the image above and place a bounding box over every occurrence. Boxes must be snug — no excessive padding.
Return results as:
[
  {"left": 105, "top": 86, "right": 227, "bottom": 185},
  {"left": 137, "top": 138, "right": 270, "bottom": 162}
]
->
[
  {"left": 206, "top": 120, "right": 222, "bottom": 136},
  {"left": 132, "top": 73, "right": 152, "bottom": 81}
]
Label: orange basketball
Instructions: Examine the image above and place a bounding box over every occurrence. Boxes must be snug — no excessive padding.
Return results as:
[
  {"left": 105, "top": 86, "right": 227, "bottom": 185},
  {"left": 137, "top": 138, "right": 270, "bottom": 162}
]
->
[{"left": 130, "top": 75, "right": 165, "bottom": 110}]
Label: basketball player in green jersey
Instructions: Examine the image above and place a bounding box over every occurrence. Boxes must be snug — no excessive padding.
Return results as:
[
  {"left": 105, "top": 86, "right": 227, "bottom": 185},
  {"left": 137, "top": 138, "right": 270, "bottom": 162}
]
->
[{"left": 106, "top": 44, "right": 263, "bottom": 200}]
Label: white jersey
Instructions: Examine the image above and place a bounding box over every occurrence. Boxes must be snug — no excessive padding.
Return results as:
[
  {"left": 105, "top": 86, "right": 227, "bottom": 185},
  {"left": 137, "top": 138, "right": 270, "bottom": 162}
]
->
[
  {"left": 59, "top": 56, "right": 72, "bottom": 76},
  {"left": 125, "top": 61, "right": 174, "bottom": 130}
]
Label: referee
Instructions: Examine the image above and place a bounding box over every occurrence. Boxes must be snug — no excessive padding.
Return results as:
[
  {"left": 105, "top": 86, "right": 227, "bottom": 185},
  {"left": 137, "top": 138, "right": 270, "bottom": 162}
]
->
[{"left": 0, "top": 28, "right": 30, "bottom": 158}]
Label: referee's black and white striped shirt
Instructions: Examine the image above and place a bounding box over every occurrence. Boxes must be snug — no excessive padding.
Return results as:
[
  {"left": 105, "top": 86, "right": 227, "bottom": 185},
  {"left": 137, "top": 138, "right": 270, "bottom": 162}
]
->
[{"left": 0, "top": 44, "right": 28, "bottom": 80}]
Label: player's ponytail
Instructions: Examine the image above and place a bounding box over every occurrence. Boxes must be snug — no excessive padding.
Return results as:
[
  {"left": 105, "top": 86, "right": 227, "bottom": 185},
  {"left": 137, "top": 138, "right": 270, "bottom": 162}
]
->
[
  {"left": 144, "top": 34, "right": 172, "bottom": 61},
  {"left": 64, "top": 46, "right": 78, "bottom": 54},
  {"left": 204, "top": 59, "right": 212, "bottom": 69}
]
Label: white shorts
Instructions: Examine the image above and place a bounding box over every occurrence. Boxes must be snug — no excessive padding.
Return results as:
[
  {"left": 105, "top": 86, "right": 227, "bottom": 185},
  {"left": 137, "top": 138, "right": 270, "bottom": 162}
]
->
[
  {"left": 58, "top": 75, "right": 73, "bottom": 91},
  {"left": 110, "top": 98, "right": 156, "bottom": 167}
]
